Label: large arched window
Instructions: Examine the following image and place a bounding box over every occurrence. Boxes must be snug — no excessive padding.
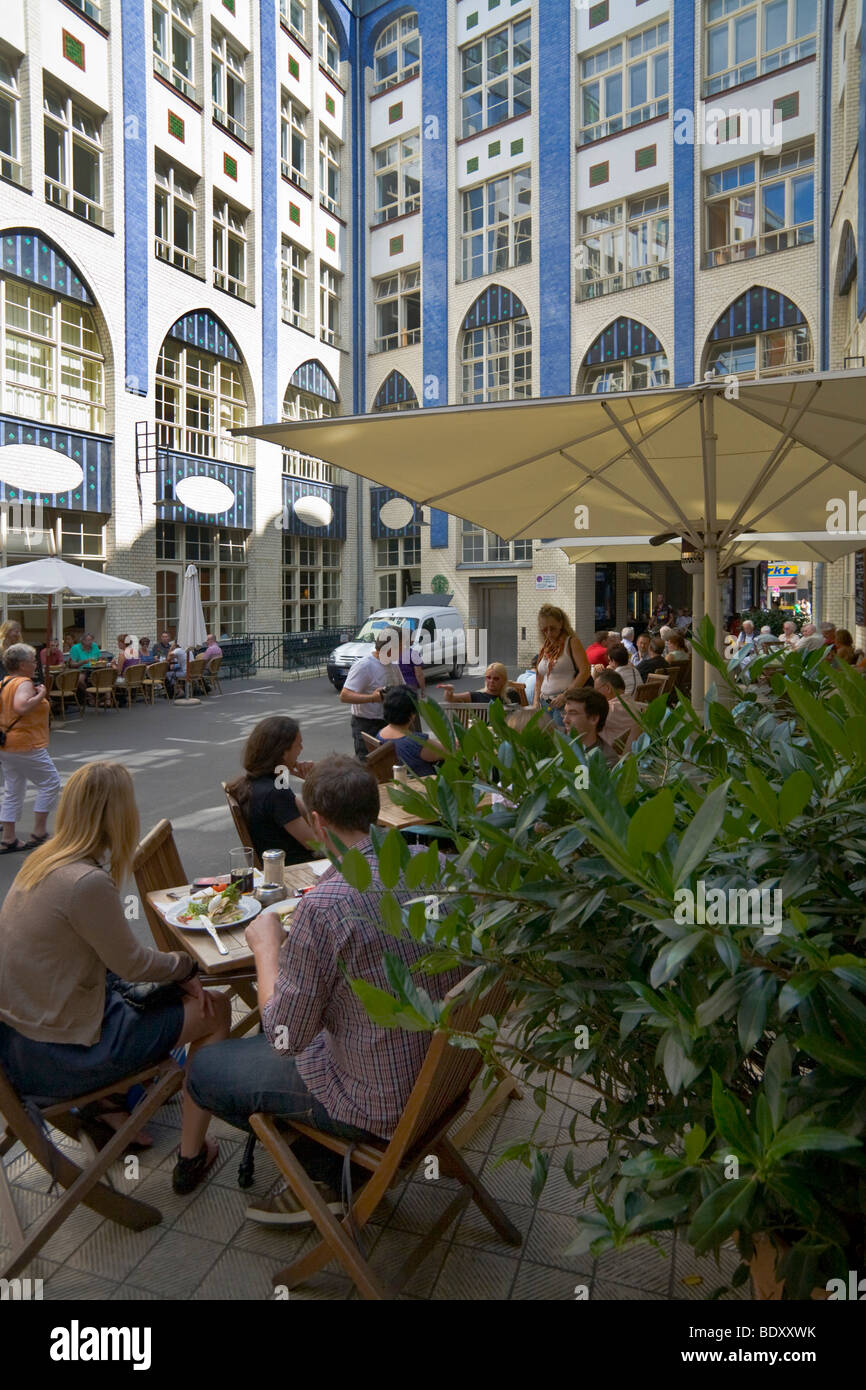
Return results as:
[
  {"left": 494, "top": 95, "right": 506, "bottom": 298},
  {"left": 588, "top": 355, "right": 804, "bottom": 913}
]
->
[
  {"left": 703, "top": 286, "right": 813, "bottom": 379},
  {"left": 373, "top": 370, "right": 419, "bottom": 412},
  {"left": 155, "top": 312, "right": 246, "bottom": 463},
  {"left": 0, "top": 233, "right": 106, "bottom": 432},
  {"left": 373, "top": 12, "right": 420, "bottom": 94},
  {"left": 282, "top": 359, "right": 338, "bottom": 481},
  {"left": 318, "top": 9, "right": 339, "bottom": 76},
  {"left": 834, "top": 221, "right": 860, "bottom": 366},
  {"left": 460, "top": 285, "right": 532, "bottom": 403},
  {"left": 579, "top": 317, "right": 669, "bottom": 393}
]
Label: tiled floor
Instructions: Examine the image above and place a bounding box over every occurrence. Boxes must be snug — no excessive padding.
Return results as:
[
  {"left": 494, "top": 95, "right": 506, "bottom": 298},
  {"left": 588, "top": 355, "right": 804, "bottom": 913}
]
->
[{"left": 1, "top": 1068, "right": 751, "bottom": 1302}]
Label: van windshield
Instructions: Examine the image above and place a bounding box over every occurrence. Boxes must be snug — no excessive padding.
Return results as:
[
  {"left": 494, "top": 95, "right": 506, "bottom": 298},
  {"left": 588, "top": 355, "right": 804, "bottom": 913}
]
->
[{"left": 353, "top": 616, "right": 419, "bottom": 643}]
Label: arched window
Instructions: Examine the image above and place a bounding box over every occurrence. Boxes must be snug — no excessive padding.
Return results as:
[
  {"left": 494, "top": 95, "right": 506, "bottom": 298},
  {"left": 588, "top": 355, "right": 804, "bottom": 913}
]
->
[
  {"left": 373, "top": 370, "right": 419, "bottom": 412},
  {"left": 703, "top": 286, "right": 813, "bottom": 380},
  {"left": 155, "top": 312, "right": 246, "bottom": 463},
  {"left": 0, "top": 232, "right": 106, "bottom": 431},
  {"left": 460, "top": 285, "right": 532, "bottom": 403},
  {"left": 318, "top": 9, "right": 339, "bottom": 76},
  {"left": 282, "top": 360, "right": 338, "bottom": 481},
  {"left": 579, "top": 317, "right": 669, "bottom": 393},
  {"left": 373, "top": 12, "right": 420, "bottom": 94}
]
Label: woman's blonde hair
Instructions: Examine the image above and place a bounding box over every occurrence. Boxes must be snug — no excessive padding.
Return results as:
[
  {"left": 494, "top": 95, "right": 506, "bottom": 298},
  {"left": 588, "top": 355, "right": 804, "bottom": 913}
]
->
[
  {"left": 486, "top": 662, "right": 508, "bottom": 680},
  {"left": 537, "top": 605, "right": 575, "bottom": 639},
  {"left": 0, "top": 619, "right": 22, "bottom": 652},
  {"left": 15, "top": 762, "right": 140, "bottom": 891}
]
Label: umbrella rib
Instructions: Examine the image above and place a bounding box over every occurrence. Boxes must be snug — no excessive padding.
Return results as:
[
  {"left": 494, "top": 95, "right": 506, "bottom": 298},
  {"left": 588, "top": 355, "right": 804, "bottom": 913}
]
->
[
  {"left": 556, "top": 449, "right": 680, "bottom": 537},
  {"left": 598, "top": 401, "right": 705, "bottom": 550},
  {"left": 738, "top": 429, "right": 866, "bottom": 530}
]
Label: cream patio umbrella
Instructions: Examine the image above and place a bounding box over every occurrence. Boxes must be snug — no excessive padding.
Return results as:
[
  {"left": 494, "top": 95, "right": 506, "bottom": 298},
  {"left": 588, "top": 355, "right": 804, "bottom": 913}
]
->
[
  {"left": 237, "top": 369, "right": 866, "bottom": 707},
  {"left": 177, "top": 564, "right": 207, "bottom": 655},
  {"left": 0, "top": 557, "right": 150, "bottom": 655}
]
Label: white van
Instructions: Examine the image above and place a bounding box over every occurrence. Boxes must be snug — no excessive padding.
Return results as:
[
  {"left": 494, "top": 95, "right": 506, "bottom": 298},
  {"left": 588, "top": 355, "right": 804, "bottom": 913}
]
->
[{"left": 327, "top": 600, "right": 467, "bottom": 690}]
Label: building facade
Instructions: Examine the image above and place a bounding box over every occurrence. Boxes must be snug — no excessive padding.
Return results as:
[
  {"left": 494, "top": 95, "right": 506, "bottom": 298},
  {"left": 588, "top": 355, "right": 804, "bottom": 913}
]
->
[{"left": 0, "top": 0, "right": 863, "bottom": 664}]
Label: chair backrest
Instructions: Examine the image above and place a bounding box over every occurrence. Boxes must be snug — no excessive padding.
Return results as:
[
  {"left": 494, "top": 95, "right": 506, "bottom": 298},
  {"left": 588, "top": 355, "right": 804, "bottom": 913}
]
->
[
  {"left": 361, "top": 731, "right": 381, "bottom": 753},
  {"left": 397, "top": 969, "right": 509, "bottom": 1160},
  {"left": 364, "top": 741, "right": 397, "bottom": 785},
  {"left": 445, "top": 702, "right": 492, "bottom": 728},
  {"left": 645, "top": 672, "right": 667, "bottom": 687},
  {"left": 124, "top": 663, "right": 147, "bottom": 688},
  {"left": 507, "top": 681, "right": 528, "bottom": 707},
  {"left": 132, "top": 819, "right": 188, "bottom": 952},
  {"left": 145, "top": 661, "right": 168, "bottom": 682},
  {"left": 221, "top": 781, "right": 262, "bottom": 870},
  {"left": 187, "top": 658, "right": 205, "bottom": 678},
  {"left": 91, "top": 667, "right": 117, "bottom": 691},
  {"left": 207, "top": 656, "right": 222, "bottom": 675}
]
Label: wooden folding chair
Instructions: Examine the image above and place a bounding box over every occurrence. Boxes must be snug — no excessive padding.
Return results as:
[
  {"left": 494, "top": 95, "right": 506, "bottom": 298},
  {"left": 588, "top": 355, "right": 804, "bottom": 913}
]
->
[
  {"left": 507, "top": 681, "right": 528, "bottom": 707},
  {"left": 132, "top": 819, "right": 260, "bottom": 1037},
  {"left": 362, "top": 740, "right": 398, "bottom": 785},
  {"left": 361, "top": 732, "right": 381, "bottom": 755},
  {"left": 0, "top": 1055, "right": 183, "bottom": 1279},
  {"left": 251, "top": 968, "right": 522, "bottom": 1300},
  {"left": 444, "top": 702, "right": 492, "bottom": 729},
  {"left": 221, "top": 782, "right": 263, "bottom": 872},
  {"left": 143, "top": 660, "right": 169, "bottom": 704}
]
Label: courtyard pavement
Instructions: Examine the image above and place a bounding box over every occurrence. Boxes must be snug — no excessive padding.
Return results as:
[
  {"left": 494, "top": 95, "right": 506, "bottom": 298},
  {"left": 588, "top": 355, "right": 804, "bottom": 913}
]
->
[{"left": 0, "top": 672, "right": 750, "bottom": 1301}]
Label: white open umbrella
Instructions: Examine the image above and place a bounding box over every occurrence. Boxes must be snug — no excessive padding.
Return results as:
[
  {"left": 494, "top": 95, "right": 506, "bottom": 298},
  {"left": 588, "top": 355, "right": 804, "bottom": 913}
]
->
[
  {"left": 238, "top": 369, "right": 866, "bottom": 705},
  {"left": 177, "top": 564, "right": 207, "bottom": 656},
  {"left": 0, "top": 557, "right": 150, "bottom": 653}
]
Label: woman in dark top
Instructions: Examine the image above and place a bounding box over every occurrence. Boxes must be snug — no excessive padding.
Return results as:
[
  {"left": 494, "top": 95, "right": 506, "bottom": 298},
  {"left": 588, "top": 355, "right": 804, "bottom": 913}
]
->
[
  {"left": 227, "top": 716, "right": 318, "bottom": 865},
  {"left": 376, "top": 687, "right": 446, "bottom": 778}
]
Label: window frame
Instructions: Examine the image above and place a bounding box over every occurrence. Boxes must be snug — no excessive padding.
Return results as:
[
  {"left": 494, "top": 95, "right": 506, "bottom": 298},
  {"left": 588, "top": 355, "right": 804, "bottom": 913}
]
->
[
  {"left": 373, "top": 132, "right": 420, "bottom": 224},
  {"left": 0, "top": 50, "right": 23, "bottom": 187},
  {"left": 279, "top": 0, "right": 306, "bottom": 44},
  {"left": 282, "top": 385, "right": 338, "bottom": 480},
  {"left": 280, "top": 237, "right": 308, "bottom": 328},
  {"left": 579, "top": 21, "right": 670, "bottom": 145},
  {"left": 281, "top": 91, "right": 309, "bottom": 191},
  {"left": 155, "top": 335, "right": 247, "bottom": 463},
  {"left": 283, "top": 531, "right": 343, "bottom": 631},
  {"left": 576, "top": 190, "right": 670, "bottom": 300},
  {"left": 703, "top": 142, "right": 815, "bottom": 267},
  {"left": 704, "top": 323, "right": 813, "bottom": 380},
  {"left": 460, "top": 520, "right": 532, "bottom": 564},
  {"left": 211, "top": 27, "right": 247, "bottom": 143},
  {"left": 372, "top": 13, "right": 420, "bottom": 95},
  {"left": 460, "top": 316, "right": 533, "bottom": 404},
  {"left": 459, "top": 14, "right": 532, "bottom": 139},
  {"left": 153, "top": 0, "right": 197, "bottom": 104},
  {"left": 583, "top": 351, "right": 671, "bottom": 393},
  {"left": 212, "top": 195, "right": 248, "bottom": 300},
  {"left": 704, "top": 0, "right": 818, "bottom": 96},
  {"left": 319, "top": 264, "right": 342, "bottom": 345},
  {"left": 43, "top": 82, "right": 104, "bottom": 226},
  {"left": 1, "top": 278, "right": 106, "bottom": 432},
  {"left": 154, "top": 157, "right": 198, "bottom": 272},
  {"left": 461, "top": 166, "right": 532, "bottom": 281},
  {"left": 318, "top": 128, "right": 341, "bottom": 215},
  {"left": 318, "top": 11, "right": 339, "bottom": 77},
  {"left": 373, "top": 268, "right": 421, "bottom": 353}
]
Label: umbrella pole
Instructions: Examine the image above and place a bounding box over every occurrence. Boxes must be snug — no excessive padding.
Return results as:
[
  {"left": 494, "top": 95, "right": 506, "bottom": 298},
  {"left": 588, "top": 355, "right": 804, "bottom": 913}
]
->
[
  {"left": 46, "top": 593, "right": 52, "bottom": 659},
  {"left": 691, "top": 562, "right": 706, "bottom": 714}
]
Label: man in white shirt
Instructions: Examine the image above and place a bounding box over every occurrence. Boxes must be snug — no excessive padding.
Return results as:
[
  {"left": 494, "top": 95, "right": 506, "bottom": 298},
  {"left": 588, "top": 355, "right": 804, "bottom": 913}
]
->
[
  {"left": 796, "top": 623, "right": 827, "bottom": 653},
  {"left": 607, "top": 643, "right": 640, "bottom": 697},
  {"left": 340, "top": 630, "right": 404, "bottom": 759},
  {"left": 620, "top": 627, "right": 638, "bottom": 660}
]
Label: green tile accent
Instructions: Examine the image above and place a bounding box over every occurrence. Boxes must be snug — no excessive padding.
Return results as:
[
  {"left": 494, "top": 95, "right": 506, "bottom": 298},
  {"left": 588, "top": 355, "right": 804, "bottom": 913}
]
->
[
  {"left": 466, "top": 11, "right": 479, "bottom": 28},
  {"left": 489, "top": 0, "right": 501, "bottom": 7},
  {"left": 222, "top": 0, "right": 235, "bottom": 12},
  {"left": 388, "top": 101, "right": 403, "bottom": 123},
  {"left": 62, "top": 30, "right": 85, "bottom": 70},
  {"left": 389, "top": 235, "right": 404, "bottom": 255},
  {"left": 510, "top": 138, "right": 524, "bottom": 155},
  {"left": 466, "top": 156, "right": 479, "bottom": 174},
  {"left": 589, "top": 160, "right": 609, "bottom": 187},
  {"left": 774, "top": 92, "right": 799, "bottom": 121},
  {"left": 288, "top": 55, "right": 300, "bottom": 80},
  {"left": 721, "top": 113, "right": 740, "bottom": 140},
  {"left": 223, "top": 153, "right": 238, "bottom": 180},
  {"left": 289, "top": 202, "right": 301, "bottom": 225},
  {"left": 168, "top": 111, "right": 185, "bottom": 141},
  {"left": 635, "top": 144, "right": 656, "bottom": 171},
  {"left": 589, "top": 1, "right": 609, "bottom": 27},
  {"left": 488, "top": 140, "right": 501, "bottom": 157},
  {"left": 326, "top": 229, "right": 336, "bottom": 250},
  {"left": 325, "top": 92, "right": 336, "bottom": 115}
]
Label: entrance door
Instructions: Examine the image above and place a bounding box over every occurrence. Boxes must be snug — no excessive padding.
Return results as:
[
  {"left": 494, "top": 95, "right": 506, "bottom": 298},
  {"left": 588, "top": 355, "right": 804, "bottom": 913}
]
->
[{"left": 475, "top": 581, "right": 517, "bottom": 670}]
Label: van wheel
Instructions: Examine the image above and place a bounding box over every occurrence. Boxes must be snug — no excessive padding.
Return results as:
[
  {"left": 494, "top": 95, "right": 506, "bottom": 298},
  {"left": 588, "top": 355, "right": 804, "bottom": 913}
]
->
[{"left": 449, "top": 663, "right": 464, "bottom": 680}]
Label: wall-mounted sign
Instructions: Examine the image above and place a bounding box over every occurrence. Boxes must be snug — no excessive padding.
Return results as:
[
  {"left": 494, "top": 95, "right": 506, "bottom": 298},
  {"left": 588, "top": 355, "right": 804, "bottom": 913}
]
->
[
  {"left": 767, "top": 563, "right": 798, "bottom": 579},
  {"left": 535, "top": 574, "right": 557, "bottom": 590}
]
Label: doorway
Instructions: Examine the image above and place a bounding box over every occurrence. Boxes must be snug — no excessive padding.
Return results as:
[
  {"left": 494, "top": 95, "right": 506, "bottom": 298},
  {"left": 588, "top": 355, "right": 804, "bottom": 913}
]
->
[{"left": 474, "top": 580, "right": 517, "bottom": 670}]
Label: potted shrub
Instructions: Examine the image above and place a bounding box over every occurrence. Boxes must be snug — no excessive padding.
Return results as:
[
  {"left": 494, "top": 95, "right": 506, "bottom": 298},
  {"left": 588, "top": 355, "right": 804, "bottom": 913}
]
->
[{"left": 343, "top": 623, "right": 866, "bottom": 1298}]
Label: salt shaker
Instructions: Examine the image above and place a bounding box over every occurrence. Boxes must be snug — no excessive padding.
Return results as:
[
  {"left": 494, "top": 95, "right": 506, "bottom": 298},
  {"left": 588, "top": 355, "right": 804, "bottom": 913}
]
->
[{"left": 262, "top": 849, "right": 285, "bottom": 885}]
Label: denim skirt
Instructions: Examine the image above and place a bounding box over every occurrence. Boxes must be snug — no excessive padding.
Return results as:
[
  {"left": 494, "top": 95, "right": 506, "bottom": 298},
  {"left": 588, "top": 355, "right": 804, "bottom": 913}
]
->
[{"left": 0, "top": 976, "right": 185, "bottom": 1101}]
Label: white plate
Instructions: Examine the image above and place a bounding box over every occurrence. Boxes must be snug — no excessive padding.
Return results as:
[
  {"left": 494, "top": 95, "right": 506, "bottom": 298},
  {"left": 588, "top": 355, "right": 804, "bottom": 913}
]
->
[
  {"left": 166, "top": 893, "right": 262, "bottom": 932},
  {"left": 308, "top": 859, "right": 332, "bottom": 877}
]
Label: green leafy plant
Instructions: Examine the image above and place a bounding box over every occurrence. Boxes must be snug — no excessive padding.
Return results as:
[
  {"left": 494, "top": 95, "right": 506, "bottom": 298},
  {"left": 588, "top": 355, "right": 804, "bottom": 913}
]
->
[{"left": 348, "top": 620, "right": 866, "bottom": 1297}]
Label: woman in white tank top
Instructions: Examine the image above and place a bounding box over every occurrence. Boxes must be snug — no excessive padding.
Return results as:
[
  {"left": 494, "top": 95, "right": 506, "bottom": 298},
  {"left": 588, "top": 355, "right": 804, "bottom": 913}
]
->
[{"left": 531, "top": 605, "right": 590, "bottom": 727}]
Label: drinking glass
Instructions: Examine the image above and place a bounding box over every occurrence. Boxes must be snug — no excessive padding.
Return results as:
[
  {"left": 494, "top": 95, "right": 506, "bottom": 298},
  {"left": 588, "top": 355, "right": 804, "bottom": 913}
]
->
[{"left": 229, "top": 847, "right": 254, "bottom": 895}]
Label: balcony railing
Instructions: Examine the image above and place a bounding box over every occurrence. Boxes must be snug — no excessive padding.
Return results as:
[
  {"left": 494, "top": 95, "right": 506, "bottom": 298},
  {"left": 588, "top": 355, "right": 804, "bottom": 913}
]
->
[
  {"left": 282, "top": 451, "right": 337, "bottom": 483},
  {"left": 374, "top": 194, "right": 421, "bottom": 225},
  {"left": 281, "top": 305, "right": 306, "bottom": 328},
  {"left": 577, "top": 261, "right": 670, "bottom": 301},
  {"left": 213, "top": 105, "right": 246, "bottom": 143},
  {"left": 280, "top": 159, "right": 309, "bottom": 192},
  {"left": 45, "top": 179, "right": 104, "bottom": 226},
  {"left": 320, "top": 192, "right": 340, "bottom": 216},
  {"left": 704, "top": 37, "right": 816, "bottom": 96},
  {"left": 374, "top": 326, "right": 422, "bottom": 353},
  {"left": 580, "top": 97, "right": 669, "bottom": 144},
  {"left": 704, "top": 222, "right": 814, "bottom": 268},
  {"left": 1, "top": 152, "right": 24, "bottom": 185},
  {"left": 320, "top": 326, "right": 340, "bottom": 346},
  {"left": 155, "top": 237, "right": 196, "bottom": 272},
  {"left": 214, "top": 270, "right": 249, "bottom": 300},
  {"left": 153, "top": 56, "right": 196, "bottom": 103},
  {"left": 157, "top": 422, "right": 247, "bottom": 465}
]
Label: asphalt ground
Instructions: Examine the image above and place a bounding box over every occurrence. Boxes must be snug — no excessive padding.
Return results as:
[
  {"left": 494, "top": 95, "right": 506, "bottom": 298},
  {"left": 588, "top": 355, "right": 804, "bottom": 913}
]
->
[{"left": 0, "top": 669, "right": 482, "bottom": 939}]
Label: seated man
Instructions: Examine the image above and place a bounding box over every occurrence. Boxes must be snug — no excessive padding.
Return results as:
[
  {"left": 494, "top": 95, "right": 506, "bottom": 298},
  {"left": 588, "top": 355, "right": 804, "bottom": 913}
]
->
[
  {"left": 737, "top": 619, "right": 756, "bottom": 649},
  {"left": 584, "top": 631, "right": 611, "bottom": 667},
  {"left": 607, "top": 642, "right": 640, "bottom": 697},
  {"left": 632, "top": 632, "right": 651, "bottom": 667},
  {"left": 637, "top": 636, "right": 668, "bottom": 681},
  {"left": 439, "top": 661, "right": 522, "bottom": 707},
  {"left": 152, "top": 631, "right": 175, "bottom": 662},
  {"left": 594, "top": 670, "right": 641, "bottom": 753},
  {"left": 561, "top": 686, "right": 618, "bottom": 768},
  {"left": 199, "top": 633, "right": 223, "bottom": 662},
  {"left": 620, "top": 626, "right": 638, "bottom": 661},
  {"left": 187, "top": 756, "right": 466, "bottom": 1227},
  {"left": 796, "top": 622, "right": 826, "bottom": 653},
  {"left": 165, "top": 643, "right": 187, "bottom": 697}
]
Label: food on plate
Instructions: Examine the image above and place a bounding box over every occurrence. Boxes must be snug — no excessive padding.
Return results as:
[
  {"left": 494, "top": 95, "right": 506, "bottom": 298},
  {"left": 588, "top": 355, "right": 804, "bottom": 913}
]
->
[{"left": 178, "top": 880, "right": 245, "bottom": 927}]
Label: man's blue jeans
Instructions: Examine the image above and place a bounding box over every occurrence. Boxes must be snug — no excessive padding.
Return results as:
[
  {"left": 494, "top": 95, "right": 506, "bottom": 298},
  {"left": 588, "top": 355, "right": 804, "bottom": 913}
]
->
[{"left": 187, "top": 1034, "right": 378, "bottom": 1190}]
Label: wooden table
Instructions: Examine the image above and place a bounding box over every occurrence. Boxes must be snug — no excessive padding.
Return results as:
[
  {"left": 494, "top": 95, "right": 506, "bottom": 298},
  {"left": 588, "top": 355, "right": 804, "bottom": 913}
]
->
[
  {"left": 146, "top": 863, "right": 322, "bottom": 975},
  {"left": 377, "top": 779, "right": 437, "bottom": 830}
]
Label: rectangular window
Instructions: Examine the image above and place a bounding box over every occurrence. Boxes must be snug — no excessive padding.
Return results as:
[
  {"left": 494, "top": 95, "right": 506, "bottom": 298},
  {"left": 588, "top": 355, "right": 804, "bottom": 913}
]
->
[
  {"left": 704, "top": 142, "right": 813, "bottom": 266},
  {"left": 156, "top": 520, "right": 177, "bottom": 560},
  {"left": 281, "top": 237, "right": 308, "bottom": 328},
  {"left": 318, "top": 129, "right": 341, "bottom": 215},
  {"left": 461, "top": 521, "right": 531, "bottom": 563},
  {"left": 461, "top": 166, "right": 531, "bottom": 280},
  {"left": 60, "top": 516, "right": 105, "bottom": 558},
  {"left": 280, "top": 0, "right": 306, "bottom": 42},
  {"left": 704, "top": 0, "right": 817, "bottom": 95},
  {"left": 379, "top": 573, "right": 398, "bottom": 607},
  {"left": 67, "top": 0, "right": 102, "bottom": 20},
  {"left": 212, "top": 29, "right": 247, "bottom": 142},
  {"left": 155, "top": 158, "right": 198, "bottom": 271},
  {"left": 376, "top": 538, "right": 400, "bottom": 567},
  {"left": 373, "top": 268, "right": 421, "bottom": 352},
  {"left": 373, "top": 133, "right": 421, "bottom": 224},
  {"left": 577, "top": 190, "right": 669, "bottom": 300},
  {"left": 580, "top": 21, "right": 669, "bottom": 144},
  {"left": 43, "top": 83, "right": 104, "bottom": 226},
  {"left": 319, "top": 264, "right": 341, "bottom": 345},
  {"left": 461, "top": 520, "right": 485, "bottom": 564},
  {"left": 153, "top": 0, "right": 196, "bottom": 102},
  {"left": 280, "top": 92, "right": 308, "bottom": 190},
  {"left": 0, "top": 51, "right": 23, "bottom": 186},
  {"left": 460, "top": 15, "right": 531, "bottom": 138},
  {"left": 213, "top": 196, "right": 248, "bottom": 299}
]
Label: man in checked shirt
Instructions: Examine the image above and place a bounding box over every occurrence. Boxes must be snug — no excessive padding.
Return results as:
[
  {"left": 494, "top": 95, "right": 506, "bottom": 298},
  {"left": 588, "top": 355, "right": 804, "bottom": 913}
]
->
[{"left": 187, "top": 755, "right": 466, "bottom": 1226}]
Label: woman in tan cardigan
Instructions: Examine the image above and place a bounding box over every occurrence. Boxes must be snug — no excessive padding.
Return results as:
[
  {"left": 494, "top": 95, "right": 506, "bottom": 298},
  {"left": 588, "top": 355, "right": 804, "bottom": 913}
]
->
[{"left": 0, "top": 762, "right": 231, "bottom": 1195}]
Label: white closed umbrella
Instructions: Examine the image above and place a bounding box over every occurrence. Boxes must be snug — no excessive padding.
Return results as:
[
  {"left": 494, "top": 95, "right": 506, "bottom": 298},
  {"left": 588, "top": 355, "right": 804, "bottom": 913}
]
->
[{"left": 177, "top": 564, "right": 207, "bottom": 655}]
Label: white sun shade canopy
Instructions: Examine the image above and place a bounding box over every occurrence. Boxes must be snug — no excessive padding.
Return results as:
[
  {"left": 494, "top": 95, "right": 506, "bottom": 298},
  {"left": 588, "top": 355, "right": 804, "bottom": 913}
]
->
[{"left": 0, "top": 557, "right": 150, "bottom": 598}]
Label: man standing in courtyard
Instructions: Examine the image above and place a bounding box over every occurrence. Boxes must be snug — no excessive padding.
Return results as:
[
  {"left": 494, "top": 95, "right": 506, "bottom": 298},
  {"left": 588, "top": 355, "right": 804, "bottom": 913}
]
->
[{"left": 340, "top": 629, "right": 404, "bottom": 758}]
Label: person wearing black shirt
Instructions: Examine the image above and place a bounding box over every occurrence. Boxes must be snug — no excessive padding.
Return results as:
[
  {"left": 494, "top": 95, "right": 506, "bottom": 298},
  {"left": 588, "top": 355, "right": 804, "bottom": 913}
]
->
[
  {"left": 227, "top": 716, "right": 319, "bottom": 865},
  {"left": 440, "top": 662, "right": 522, "bottom": 707},
  {"left": 637, "top": 637, "right": 668, "bottom": 682}
]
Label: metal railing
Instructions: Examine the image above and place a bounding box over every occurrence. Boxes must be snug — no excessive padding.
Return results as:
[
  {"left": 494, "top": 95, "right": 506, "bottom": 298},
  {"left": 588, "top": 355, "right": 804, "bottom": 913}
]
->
[{"left": 220, "top": 625, "right": 354, "bottom": 680}]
